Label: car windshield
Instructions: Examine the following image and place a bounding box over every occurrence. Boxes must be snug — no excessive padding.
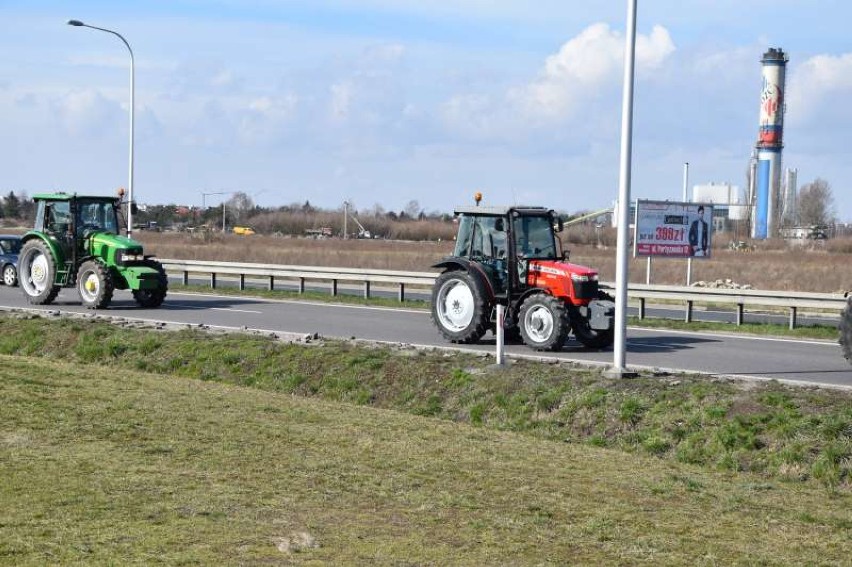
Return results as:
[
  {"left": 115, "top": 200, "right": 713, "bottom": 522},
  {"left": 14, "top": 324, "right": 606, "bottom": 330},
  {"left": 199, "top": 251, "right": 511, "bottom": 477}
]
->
[{"left": 0, "top": 238, "right": 21, "bottom": 254}]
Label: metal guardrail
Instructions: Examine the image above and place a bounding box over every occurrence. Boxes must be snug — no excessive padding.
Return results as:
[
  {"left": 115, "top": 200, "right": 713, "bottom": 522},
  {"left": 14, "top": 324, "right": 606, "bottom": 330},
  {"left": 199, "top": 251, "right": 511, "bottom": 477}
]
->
[
  {"left": 160, "top": 259, "right": 849, "bottom": 329},
  {"left": 160, "top": 259, "right": 435, "bottom": 302}
]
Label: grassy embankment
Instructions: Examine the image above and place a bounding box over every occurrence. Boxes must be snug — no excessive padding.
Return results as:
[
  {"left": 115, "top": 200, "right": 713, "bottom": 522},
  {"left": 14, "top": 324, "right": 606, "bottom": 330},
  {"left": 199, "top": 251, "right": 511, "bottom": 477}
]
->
[{"left": 1, "top": 314, "right": 850, "bottom": 564}]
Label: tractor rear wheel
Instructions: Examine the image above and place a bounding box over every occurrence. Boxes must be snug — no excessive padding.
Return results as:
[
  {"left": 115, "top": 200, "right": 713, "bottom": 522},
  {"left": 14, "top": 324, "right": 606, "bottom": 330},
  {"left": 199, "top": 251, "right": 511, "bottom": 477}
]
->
[
  {"left": 132, "top": 259, "right": 169, "bottom": 308},
  {"left": 77, "top": 260, "right": 114, "bottom": 309},
  {"left": 519, "top": 293, "right": 569, "bottom": 351},
  {"left": 569, "top": 292, "right": 615, "bottom": 349},
  {"left": 431, "top": 270, "right": 490, "bottom": 343},
  {"left": 19, "top": 239, "right": 60, "bottom": 305},
  {"left": 841, "top": 298, "right": 852, "bottom": 365}
]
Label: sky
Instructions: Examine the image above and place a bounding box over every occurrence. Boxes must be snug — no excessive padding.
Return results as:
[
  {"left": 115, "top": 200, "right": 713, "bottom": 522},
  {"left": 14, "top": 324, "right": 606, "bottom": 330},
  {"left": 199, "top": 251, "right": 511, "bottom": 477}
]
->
[{"left": 2, "top": 1, "right": 851, "bottom": 220}]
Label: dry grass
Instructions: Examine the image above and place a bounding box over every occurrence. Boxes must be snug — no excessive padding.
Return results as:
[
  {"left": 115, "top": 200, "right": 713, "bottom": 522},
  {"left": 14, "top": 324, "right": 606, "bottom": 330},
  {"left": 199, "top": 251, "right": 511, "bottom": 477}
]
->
[
  {"left": 136, "top": 232, "right": 852, "bottom": 293},
  {"left": 137, "top": 231, "right": 455, "bottom": 271}
]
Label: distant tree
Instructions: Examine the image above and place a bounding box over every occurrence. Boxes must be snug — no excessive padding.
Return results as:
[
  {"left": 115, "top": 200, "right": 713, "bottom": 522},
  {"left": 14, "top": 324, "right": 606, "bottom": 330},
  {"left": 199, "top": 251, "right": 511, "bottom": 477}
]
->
[
  {"left": 227, "top": 191, "right": 255, "bottom": 223},
  {"left": 798, "top": 178, "right": 836, "bottom": 226},
  {"left": 404, "top": 199, "right": 422, "bottom": 219},
  {"left": 4, "top": 191, "right": 20, "bottom": 218},
  {"left": 301, "top": 200, "right": 314, "bottom": 213},
  {"left": 369, "top": 203, "right": 385, "bottom": 218},
  {"left": 19, "top": 192, "right": 34, "bottom": 221}
]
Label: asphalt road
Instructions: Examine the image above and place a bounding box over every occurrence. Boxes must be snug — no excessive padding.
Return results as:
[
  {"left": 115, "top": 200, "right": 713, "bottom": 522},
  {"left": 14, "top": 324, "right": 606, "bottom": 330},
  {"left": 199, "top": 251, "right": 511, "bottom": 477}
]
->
[{"left": 1, "top": 285, "right": 850, "bottom": 389}]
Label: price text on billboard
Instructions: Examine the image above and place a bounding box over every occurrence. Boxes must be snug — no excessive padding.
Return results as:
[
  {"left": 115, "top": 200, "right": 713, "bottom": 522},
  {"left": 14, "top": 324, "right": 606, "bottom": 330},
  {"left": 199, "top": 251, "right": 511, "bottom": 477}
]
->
[{"left": 635, "top": 201, "right": 713, "bottom": 259}]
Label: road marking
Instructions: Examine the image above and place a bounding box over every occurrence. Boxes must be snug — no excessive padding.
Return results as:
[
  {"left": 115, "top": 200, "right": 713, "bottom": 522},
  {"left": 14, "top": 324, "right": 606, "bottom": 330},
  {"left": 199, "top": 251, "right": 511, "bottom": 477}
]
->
[
  {"left": 630, "top": 325, "right": 839, "bottom": 347},
  {"left": 166, "top": 302, "right": 262, "bottom": 314}
]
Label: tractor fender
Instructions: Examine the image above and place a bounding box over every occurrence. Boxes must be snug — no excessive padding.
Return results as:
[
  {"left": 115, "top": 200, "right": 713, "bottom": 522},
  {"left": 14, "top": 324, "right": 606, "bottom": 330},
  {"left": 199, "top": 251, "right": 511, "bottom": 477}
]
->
[
  {"left": 432, "top": 257, "right": 496, "bottom": 301},
  {"left": 20, "top": 231, "right": 65, "bottom": 268}
]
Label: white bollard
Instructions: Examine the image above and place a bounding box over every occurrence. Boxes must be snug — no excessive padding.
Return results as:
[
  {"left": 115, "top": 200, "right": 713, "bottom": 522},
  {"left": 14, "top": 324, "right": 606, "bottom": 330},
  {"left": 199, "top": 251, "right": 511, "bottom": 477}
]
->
[{"left": 495, "top": 304, "right": 505, "bottom": 366}]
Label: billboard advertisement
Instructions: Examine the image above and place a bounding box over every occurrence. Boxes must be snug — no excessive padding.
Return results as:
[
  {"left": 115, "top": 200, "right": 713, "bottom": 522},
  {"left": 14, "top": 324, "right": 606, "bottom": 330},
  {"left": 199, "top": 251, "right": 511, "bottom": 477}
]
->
[{"left": 634, "top": 201, "right": 713, "bottom": 258}]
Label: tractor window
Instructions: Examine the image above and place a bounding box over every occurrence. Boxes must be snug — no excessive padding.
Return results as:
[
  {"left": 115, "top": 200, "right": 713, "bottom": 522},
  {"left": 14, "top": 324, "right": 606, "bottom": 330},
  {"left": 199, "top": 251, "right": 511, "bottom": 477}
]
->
[
  {"left": 76, "top": 201, "right": 119, "bottom": 236},
  {"left": 46, "top": 201, "right": 72, "bottom": 235},
  {"left": 514, "top": 215, "right": 557, "bottom": 259},
  {"left": 453, "top": 216, "right": 473, "bottom": 257},
  {"left": 454, "top": 215, "right": 506, "bottom": 260}
]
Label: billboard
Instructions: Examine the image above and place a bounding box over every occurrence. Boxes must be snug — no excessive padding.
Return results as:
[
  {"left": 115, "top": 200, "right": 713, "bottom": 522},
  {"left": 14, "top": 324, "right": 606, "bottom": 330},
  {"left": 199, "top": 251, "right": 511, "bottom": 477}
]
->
[{"left": 634, "top": 200, "right": 713, "bottom": 258}]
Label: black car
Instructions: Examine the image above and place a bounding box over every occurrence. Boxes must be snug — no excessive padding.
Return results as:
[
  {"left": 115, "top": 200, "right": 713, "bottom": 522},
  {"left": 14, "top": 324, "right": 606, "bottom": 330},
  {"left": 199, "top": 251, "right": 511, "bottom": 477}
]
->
[{"left": 0, "top": 235, "right": 22, "bottom": 286}]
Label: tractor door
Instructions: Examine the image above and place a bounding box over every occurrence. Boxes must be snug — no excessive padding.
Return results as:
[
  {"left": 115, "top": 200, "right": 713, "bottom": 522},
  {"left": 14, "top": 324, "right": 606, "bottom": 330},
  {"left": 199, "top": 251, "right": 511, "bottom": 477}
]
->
[
  {"left": 454, "top": 214, "right": 509, "bottom": 294},
  {"left": 43, "top": 200, "right": 75, "bottom": 262}
]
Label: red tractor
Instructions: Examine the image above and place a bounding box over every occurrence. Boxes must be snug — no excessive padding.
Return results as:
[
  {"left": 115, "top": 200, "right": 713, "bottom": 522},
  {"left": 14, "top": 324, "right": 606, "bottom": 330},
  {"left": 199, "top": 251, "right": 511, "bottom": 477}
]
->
[{"left": 431, "top": 202, "right": 614, "bottom": 351}]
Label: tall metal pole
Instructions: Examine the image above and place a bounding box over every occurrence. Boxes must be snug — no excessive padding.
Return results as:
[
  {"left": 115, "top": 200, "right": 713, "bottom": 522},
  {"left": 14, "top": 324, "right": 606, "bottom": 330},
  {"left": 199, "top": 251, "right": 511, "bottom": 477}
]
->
[
  {"left": 682, "top": 162, "right": 689, "bottom": 202},
  {"left": 67, "top": 20, "right": 135, "bottom": 236},
  {"left": 343, "top": 201, "right": 349, "bottom": 240},
  {"left": 610, "top": 0, "right": 638, "bottom": 376}
]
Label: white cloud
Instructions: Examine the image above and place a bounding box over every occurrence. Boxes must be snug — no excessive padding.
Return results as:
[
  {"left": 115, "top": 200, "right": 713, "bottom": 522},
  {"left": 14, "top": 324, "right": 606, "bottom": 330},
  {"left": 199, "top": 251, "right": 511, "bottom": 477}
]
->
[
  {"left": 52, "top": 89, "right": 125, "bottom": 137},
  {"left": 239, "top": 93, "right": 299, "bottom": 144},
  {"left": 788, "top": 53, "right": 852, "bottom": 122},
  {"left": 329, "top": 82, "right": 352, "bottom": 119},
  {"left": 511, "top": 23, "right": 675, "bottom": 120}
]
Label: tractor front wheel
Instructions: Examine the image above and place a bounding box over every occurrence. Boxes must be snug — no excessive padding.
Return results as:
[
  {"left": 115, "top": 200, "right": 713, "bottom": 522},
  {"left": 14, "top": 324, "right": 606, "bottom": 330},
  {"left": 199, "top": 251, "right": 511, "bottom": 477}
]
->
[
  {"left": 431, "top": 270, "right": 490, "bottom": 344},
  {"left": 132, "top": 259, "right": 169, "bottom": 308},
  {"left": 841, "top": 297, "right": 852, "bottom": 365},
  {"left": 519, "top": 293, "right": 569, "bottom": 351},
  {"left": 77, "top": 260, "right": 114, "bottom": 309},
  {"left": 19, "top": 239, "right": 59, "bottom": 305}
]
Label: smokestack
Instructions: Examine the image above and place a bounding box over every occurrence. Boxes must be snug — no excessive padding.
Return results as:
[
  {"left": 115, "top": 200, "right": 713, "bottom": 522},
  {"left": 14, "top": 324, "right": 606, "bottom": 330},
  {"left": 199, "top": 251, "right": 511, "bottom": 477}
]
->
[{"left": 752, "top": 47, "right": 788, "bottom": 239}]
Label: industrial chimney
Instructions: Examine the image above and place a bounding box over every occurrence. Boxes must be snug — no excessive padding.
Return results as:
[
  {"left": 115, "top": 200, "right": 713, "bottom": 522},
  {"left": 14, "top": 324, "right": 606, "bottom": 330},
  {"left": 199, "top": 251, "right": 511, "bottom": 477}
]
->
[{"left": 752, "top": 47, "right": 788, "bottom": 239}]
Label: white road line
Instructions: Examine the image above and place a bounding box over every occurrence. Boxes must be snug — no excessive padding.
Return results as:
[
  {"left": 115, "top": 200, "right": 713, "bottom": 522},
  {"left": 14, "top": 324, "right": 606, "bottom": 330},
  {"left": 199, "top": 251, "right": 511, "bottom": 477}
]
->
[
  {"left": 629, "top": 325, "right": 839, "bottom": 347},
  {"left": 166, "top": 302, "right": 262, "bottom": 314}
]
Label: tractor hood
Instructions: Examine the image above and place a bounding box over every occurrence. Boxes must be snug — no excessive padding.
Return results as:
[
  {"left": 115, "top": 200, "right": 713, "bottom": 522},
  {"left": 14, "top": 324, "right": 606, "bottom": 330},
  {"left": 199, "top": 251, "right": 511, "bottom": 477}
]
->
[
  {"left": 90, "top": 231, "right": 143, "bottom": 253},
  {"left": 88, "top": 231, "right": 146, "bottom": 267},
  {"left": 528, "top": 260, "right": 598, "bottom": 280}
]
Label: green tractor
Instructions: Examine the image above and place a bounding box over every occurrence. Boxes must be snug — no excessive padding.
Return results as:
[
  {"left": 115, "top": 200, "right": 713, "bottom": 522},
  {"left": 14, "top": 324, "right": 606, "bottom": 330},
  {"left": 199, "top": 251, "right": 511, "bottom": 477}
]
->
[{"left": 18, "top": 192, "right": 168, "bottom": 309}]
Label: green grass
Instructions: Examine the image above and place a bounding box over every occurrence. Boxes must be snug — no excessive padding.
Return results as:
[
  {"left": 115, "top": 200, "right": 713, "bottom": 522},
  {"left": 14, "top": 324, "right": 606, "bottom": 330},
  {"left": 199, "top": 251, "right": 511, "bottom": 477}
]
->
[
  {"left": 2, "top": 355, "right": 851, "bottom": 565},
  {"left": 0, "top": 314, "right": 849, "bottom": 492}
]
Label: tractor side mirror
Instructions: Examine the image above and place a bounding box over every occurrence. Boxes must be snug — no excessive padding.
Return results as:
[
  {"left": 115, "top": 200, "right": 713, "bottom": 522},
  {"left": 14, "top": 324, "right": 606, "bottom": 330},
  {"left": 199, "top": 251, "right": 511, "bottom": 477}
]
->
[
  {"left": 554, "top": 218, "right": 564, "bottom": 233},
  {"left": 131, "top": 202, "right": 138, "bottom": 215}
]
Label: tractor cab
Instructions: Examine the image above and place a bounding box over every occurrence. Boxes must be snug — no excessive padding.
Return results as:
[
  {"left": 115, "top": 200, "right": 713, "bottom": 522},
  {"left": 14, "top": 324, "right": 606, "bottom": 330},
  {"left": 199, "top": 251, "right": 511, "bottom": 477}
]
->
[
  {"left": 36, "top": 195, "right": 122, "bottom": 259},
  {"left": 451, "top": 206, "right": 565, "bottom": 296}
]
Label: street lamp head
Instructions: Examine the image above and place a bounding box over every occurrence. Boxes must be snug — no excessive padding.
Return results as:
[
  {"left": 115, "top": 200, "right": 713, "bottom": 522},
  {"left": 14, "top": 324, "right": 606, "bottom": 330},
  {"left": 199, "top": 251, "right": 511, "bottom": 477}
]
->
[{"left": 67, "top": 19, "right": 85, "bottom": 26}]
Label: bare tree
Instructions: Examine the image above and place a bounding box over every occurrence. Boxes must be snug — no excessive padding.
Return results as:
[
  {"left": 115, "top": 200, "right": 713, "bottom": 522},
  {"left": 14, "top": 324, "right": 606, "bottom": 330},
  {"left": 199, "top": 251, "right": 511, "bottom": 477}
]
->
[
  {"left": 798, "top": 178, "right": 835, "bottom": 226},
  {"left": 403, "top": 199, "right": 422, "bottom": 219},
  {"left": 226, "top": 191, "right": 255, "bottom": 223}
]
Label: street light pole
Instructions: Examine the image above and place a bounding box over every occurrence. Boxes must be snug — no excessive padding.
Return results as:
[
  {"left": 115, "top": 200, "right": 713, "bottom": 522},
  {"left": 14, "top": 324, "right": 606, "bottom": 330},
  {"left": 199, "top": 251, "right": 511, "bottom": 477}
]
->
[
  {"left": 608, "top": 0, "right": 639, "bottom": 377},
  {"left": 67, "top": 19, "right": 135, "bottom": 236}
]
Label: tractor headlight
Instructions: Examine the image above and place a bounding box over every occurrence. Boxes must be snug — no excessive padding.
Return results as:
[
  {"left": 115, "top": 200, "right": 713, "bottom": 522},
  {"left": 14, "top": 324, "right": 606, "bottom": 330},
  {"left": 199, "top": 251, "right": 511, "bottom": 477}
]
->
[{"left": 116, "top": 251, "right": 143, "bottom": 265}]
